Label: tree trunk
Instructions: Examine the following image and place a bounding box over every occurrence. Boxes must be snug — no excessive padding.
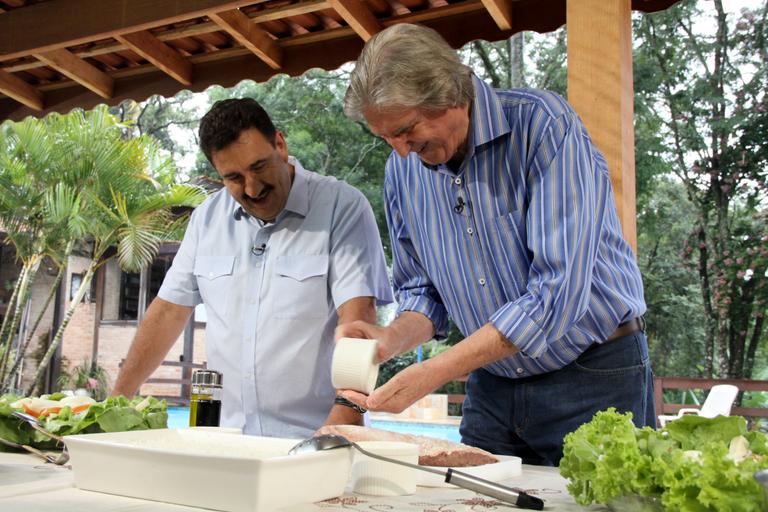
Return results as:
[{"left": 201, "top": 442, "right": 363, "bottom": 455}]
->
[
  {"left": 0, "top": 258, "right": 41, "bottom": 386},
  {"left": 696, "top": 223, "right": 715, "bottom": 377},
  {"left": 472, "top": 41, "right": 503, "bottom": 88},
  {"left": 508, "top": 33, "right": 525, "bottom": 88},
  {"left": 1, "top": 262, "right": 66, "bottom": 390},
  {"left": 0, "top": 264, "right": 25, "bottom": 361}
]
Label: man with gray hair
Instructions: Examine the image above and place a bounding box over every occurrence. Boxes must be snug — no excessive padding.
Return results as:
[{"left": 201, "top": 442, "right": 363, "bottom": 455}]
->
[{"left": 337, "top": 23, "right": 654, "bottom": 466}]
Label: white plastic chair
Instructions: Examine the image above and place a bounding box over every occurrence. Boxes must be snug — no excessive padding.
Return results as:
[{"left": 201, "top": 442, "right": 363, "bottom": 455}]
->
[{"left": 658, "top": 384, "right": 739, "bottom": 427}]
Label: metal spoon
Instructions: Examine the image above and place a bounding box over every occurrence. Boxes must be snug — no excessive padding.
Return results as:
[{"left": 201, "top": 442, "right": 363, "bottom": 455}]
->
[
  {"left": 11, "top": 410, "right": 70, "bottom": 464},
  {"left": 289, "top": 434, "right": 544, "bottom": 510},
  {"left": 0, "top": 434, "right": 68, "bottom": 465}
]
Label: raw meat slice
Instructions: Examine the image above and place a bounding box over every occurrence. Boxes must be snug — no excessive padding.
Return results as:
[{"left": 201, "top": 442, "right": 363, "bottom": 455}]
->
[{"left": 315, "top": 424, "right": 498, "bottom": 467}]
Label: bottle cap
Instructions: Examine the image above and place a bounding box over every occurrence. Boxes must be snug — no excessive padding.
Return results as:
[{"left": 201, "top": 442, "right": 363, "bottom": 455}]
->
[{"left": 192, "top": 369, "right": 223, "bottom": 387}]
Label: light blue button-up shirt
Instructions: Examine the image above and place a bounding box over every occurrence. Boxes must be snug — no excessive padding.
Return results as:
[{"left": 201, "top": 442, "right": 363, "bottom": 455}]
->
[
  {"left": 384, "top": 77, "right": 645, "bottom": 379},
  {"left": 159, "top": 157, "right": 393, "bottom": 438}
]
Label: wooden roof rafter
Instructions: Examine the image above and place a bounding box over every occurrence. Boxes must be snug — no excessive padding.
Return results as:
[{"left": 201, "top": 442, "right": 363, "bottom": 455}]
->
[
  {"left": 0, "top": 67, "right": 42, "bottom": 110},
  {"left": 115, "top": 31, "right": 194, "bottom": 86},
  {"left": 480, "top": 0, "right": 512, "bottom": 30},
  {"left": 33, "top": 48, "right": 114, "bottom": 99},
  {"left": 208, "top": 9, "right": 283, "bottom": 69},
  {"left": 328, "top": 0, "right": 382, "bottom": 41},
  {"left": 0, "top": 0, "right": 683, "bottom": 120}
]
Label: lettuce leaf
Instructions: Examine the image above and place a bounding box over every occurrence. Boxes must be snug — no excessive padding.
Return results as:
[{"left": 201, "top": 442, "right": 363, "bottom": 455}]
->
[
  {"left": 0, "top": 393, "right": 168, "bottom": 450},
  {"left": 560, "top": 408, "right": 768, "bottom": 511}
]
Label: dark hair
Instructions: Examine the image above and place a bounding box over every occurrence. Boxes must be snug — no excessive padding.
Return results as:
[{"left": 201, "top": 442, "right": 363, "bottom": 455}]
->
[{"left": 199, "top": 98, "right": 277, "bottom": 163}]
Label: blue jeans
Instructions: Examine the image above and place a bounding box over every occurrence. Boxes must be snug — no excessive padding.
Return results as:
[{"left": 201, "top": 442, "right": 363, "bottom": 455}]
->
[{"left": 459, "top": 331, "right": 655, "bottom": 466}]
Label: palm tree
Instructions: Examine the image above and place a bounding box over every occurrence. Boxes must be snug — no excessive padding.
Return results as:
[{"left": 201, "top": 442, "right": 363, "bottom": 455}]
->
[
  {"left": 0, "top": 117, "right": 66, "bottom": 387},
  {"left": 25, "top": 107, "right": 206, "bottom": 394}
]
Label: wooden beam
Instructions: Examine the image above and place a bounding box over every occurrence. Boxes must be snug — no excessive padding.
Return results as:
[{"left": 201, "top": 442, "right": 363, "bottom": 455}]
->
[
  {"left": 567, "top": 0, "right": 637, "bottom": 251},
  {"left": 0, "top": 68, "right": 43, "bottom": 110},
  {"left": 34, "top": 49, "right": 114, "bottom": 99},
  {"left": 328, "top": 0, "right": 382, "bottom": 41},
  {"left": 2, "top": 0, "right": 488, "bottom": 75},
  {"left": 0, "top": 0, "right": 267, "bottom": 60},
  {"left": 480, "top": 0, "right": 513, "bottom": 30},
  {"left": 209, "top": 9, "right": 282, "bottom": 70},
  {"left": 116, "top": 31, "right": 193, "bottom": 86}
]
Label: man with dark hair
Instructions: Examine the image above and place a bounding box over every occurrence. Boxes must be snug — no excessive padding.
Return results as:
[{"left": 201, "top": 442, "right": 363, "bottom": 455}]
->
[{"left": 114, "top": 98, "right": 392, "bottom": 437}]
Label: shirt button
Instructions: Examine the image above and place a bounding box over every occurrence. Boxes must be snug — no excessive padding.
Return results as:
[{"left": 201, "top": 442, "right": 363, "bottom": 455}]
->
[
  {"left": 467, "top": 227, "right": 474, "bottom": 235},
  {"left": 454, "top": 177, "right": 462, "bottom": 185},
  {"left": 479, "top": 278, "right": 486, "bottom": 286},
  {"left": 208, "top": 272, "right": 213, "bottom": 277},
  {"left": 516, "top": 368, "right": 524, "bottom": 374}
]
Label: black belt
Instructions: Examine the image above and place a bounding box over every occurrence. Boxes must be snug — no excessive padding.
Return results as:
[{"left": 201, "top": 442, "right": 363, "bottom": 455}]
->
[{"left": 605, "top": 316, "right": 645, "bottom": 343}]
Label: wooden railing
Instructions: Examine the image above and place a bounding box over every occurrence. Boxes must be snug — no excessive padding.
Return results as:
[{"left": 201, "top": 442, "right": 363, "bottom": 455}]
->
[
  {"left": 442, "top": 376, "right": 768, "bottom": 424},
  {"left": 119, "top": 359, "right": 206, "bottom": 406},
  {"left": 653, "top": 376, "right": 768, "bottom": 425}
]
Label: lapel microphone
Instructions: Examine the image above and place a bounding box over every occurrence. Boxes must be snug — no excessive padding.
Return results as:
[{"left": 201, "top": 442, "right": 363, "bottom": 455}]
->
[
  {"left": 454, "top": 197, "right": 466, "bottom": 214},
  {"left": 252, "top": 243, "right": 266, "bottom": 256}
]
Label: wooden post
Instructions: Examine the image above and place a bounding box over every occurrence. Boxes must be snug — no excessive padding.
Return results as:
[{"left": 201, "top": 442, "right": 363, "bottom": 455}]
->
[{"left": 567, "top": 0, "right": 637, "bottom": 252}]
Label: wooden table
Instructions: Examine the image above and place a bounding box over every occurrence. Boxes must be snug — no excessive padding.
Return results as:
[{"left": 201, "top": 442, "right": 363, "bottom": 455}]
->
[{"left": 0, "top": 452, "right": 604, "bottom": 511}]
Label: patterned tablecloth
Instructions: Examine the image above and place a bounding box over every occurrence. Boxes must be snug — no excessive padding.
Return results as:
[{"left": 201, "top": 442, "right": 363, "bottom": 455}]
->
[{"left": 0, "top": 452, "right": 605, "bottom": 511}]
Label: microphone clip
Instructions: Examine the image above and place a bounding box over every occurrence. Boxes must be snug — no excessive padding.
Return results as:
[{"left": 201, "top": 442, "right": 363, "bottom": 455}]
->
[
  {"left": 252, "top": 243, "right": 266, "bottom": 256},
  {"left": 453, "top": 197, "right": 466, "bottom": 214}
]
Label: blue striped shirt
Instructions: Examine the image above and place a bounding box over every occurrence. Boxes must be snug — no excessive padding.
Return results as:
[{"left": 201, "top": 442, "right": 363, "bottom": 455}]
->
[{"left": 384, "top": 76, "right": 646, "bottom": 378}]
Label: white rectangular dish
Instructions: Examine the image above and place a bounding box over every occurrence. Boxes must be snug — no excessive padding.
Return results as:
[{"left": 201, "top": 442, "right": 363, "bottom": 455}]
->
[{"left": 64, "top": 428, "right": 352, "bottom": 512}]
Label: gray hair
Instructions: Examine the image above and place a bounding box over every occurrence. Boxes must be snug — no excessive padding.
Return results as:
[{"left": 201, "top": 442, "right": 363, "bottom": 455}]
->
[{"left": 344, "top": 23, "right": 474, "bottom": 121}]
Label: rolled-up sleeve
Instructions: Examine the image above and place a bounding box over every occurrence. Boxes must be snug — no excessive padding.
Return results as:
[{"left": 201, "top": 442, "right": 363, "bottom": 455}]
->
[
  {"left": 490, "top": 112, "right": 601, "bottom": 358},
  {"left": 157, "top": 209, "right": 202, "bottom": 307},
  {"left": 385, "top": 165, "right": 450, "bottom": 338},
  {"left": 328, "top": 186, "right": 394, "bottom": 309}
]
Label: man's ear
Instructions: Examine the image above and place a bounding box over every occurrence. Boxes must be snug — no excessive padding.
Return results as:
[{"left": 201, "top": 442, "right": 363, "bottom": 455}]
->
[{"left": 275, "top": 131, "right": 289, "bottom": 162}]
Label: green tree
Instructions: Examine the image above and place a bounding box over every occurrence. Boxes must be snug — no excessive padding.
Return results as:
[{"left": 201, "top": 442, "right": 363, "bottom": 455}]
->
[
  {"left": 22, "top": 107, "right": 207, "bottom": 394},
  {"left": 0, "top": 116, "right": 90, "bottom": 389},
  {"left": 637, "top": 179, "right": 706, "bottom": 376},
  {"left": 635, "top": 0, "right": 768, "bottom": 379}
]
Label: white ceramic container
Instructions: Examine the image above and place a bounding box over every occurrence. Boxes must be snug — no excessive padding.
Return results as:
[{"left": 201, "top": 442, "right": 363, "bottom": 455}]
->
[
  {"left": 331, "top": 337, "right": 379, "bottom": 394},
  {"left": 64, "top": 428, "right": 352, "bottom": 512},
  {"left": 350, "top": 441, "right": 419, "bottom": 496}
]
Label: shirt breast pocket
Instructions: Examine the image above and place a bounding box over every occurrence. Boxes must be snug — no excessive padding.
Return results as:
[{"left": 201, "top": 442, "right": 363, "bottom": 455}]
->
[
  {"left": 194, "top": 256, "right": 236, "bottom": 306},
  {"left": 274, "top": 254, "right": 329, "bottom": 319}
]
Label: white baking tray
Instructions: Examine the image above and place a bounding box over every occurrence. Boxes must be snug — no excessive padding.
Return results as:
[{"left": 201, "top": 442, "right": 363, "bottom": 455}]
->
[{"left": 64, "top": 428, "right": 352, "bottom": 511}]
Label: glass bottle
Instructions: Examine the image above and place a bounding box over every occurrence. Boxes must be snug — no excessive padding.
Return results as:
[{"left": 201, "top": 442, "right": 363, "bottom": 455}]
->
[{"left": 188, "top": 369, "right": 222, "bottom": 427}]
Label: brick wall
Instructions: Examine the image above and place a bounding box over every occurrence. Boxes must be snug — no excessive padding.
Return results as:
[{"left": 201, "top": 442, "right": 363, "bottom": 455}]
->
[
  {"left": 6, "top": 251, "right": 208, "bottom": 398},
  {"left": 2, "top": 252, "right": 59, "bottom": 392},
  {"left": 57, "top": 255, "right": 97, "bottom": 384},
  {"left": 98, "top": 323, "right": 208, "bottom": 398}
]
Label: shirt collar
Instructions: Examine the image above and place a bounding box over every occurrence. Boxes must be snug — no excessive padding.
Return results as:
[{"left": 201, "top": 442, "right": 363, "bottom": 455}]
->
[
  {"left": 467, "top": 74, "right": 511, "bottom": 150},
  {"left": 230, "top": 155, "right": 310, "bottom": 221},
  {"left": 282, "top": 156, "right": 310, "bottom": 217},
  {"left": 423, "top": 75, "right": 510, "bottom": 175}
]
